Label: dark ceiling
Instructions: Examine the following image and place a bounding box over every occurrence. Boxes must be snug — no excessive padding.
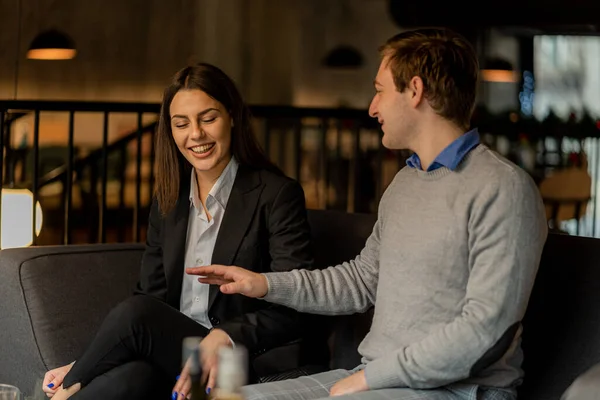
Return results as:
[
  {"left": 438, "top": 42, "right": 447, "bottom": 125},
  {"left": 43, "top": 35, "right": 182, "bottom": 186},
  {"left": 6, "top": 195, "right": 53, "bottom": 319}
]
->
[{"left": 389, "top": 0, "right": 600, "bottom": 35}]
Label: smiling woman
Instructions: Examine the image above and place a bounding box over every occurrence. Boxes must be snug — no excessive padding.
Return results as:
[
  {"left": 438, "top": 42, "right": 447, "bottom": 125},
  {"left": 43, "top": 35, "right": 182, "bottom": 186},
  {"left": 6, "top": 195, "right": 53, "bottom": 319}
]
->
[{"left": 43, "top": 63, "right": 317, "bottom": 400}]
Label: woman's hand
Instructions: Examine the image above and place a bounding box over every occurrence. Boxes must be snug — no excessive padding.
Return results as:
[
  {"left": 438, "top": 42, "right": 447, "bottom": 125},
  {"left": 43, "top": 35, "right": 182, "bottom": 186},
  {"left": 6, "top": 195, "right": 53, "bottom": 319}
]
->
[
  {"left": 42, "top": 362, "right": 74, "bottom": 398},
  {"left": 200, "top": 329, "right": 234, "bottom": 391},
  {"left": 172, "top": 329, "right": 233, "bottom": 399}
]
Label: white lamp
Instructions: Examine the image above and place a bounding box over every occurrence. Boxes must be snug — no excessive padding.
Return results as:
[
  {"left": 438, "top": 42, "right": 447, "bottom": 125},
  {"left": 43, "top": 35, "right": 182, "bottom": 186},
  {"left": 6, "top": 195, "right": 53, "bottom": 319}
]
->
[{"left": 1, "top": 188, "right": 43, "bottom": 249}]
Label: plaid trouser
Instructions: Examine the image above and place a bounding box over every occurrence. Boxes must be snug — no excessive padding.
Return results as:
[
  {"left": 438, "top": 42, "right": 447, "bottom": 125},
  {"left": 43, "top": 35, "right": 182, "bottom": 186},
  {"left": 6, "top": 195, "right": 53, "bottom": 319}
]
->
[{"left": 242, "top": 369, "right": 516, "bottom": 400}]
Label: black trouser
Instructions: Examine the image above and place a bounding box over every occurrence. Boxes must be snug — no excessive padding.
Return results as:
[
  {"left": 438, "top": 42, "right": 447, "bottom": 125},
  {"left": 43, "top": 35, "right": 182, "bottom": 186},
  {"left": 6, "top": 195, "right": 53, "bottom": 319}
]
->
[{"left": 63, "top": 295, "right": 210, "bottom": 399}]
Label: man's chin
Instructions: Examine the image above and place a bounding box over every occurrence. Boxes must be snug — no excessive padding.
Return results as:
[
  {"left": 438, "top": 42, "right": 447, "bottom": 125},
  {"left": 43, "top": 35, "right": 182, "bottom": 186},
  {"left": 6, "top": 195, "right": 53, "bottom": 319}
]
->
[{"left": 381, "top": 133, "right": 401, "bottom": 150}]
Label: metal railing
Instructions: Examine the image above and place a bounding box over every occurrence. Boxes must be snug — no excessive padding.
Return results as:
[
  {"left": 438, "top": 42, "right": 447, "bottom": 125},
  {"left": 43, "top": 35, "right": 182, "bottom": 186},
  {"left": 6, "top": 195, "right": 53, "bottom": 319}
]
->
[
  {"left": 0, "top": 100, "right": 390, "bottom": 246},
  {"left": 4, "top": 100, "right": 597, "bottom": 246},
  {"left": 7, "top": 101, "right": 600, "bottom": 244}
]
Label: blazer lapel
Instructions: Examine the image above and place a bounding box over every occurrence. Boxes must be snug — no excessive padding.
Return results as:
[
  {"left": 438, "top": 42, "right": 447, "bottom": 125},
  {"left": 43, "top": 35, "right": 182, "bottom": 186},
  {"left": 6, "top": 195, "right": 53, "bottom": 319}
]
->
[
  {"left": 208, "top": 166, "right": 262, "bottom": 310},
  {"left": 164, "top": 177, "right": 191, "bottom": 308}
]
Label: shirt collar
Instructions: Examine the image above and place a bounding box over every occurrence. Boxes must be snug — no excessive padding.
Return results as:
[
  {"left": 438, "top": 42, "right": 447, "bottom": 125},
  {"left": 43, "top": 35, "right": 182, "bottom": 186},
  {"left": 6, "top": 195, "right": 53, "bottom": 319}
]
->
[
  {"left": 406, "top": 128, "right": 480, "bottom": 171},
  {"left": 189, "top": 157, "right": 239, "bottom": 212}
]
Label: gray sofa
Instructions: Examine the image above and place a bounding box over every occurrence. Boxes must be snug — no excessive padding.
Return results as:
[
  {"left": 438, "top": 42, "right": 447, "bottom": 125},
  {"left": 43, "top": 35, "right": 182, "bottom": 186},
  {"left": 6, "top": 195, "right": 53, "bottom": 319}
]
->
[
  {"left": 1, "top": 209, "right": 600, "bottom": 399},
  {"left": 0, "top": 209, "right": 375, "bottom": 397}
]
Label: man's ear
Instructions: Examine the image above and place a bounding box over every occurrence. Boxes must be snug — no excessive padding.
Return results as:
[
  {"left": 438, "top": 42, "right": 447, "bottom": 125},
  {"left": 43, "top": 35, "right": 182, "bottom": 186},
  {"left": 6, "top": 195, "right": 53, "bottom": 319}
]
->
[{"left": 408, "top": 76, "right": 425, "bottom": 108}]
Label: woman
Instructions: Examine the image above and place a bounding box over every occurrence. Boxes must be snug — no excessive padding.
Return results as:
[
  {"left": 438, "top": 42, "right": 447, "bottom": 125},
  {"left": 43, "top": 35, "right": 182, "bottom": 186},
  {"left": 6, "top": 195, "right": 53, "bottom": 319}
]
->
[{"left": 42, "top": 63, "right": 315, "bottom": 400}]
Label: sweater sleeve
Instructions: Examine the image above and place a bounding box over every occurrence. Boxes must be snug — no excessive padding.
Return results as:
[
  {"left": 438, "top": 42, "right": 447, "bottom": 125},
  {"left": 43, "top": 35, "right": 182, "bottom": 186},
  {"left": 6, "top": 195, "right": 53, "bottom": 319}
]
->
[
  {"left": 364, "top": 171, "right": 548, "bottom": 390},
  {"left": 261, "top": 217, "right": 382, "bottom": 316}
]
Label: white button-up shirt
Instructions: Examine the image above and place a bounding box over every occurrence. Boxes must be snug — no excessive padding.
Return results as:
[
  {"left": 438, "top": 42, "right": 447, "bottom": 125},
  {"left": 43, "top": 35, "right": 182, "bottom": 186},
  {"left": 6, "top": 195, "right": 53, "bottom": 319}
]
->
[{"left": 179, "top": 157, "right": 239, "bottom": 329}]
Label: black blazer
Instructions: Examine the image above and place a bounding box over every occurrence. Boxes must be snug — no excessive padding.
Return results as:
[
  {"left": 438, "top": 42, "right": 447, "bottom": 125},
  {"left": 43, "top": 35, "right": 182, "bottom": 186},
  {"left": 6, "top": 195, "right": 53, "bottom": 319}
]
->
[{"left": 135, "top": 165, "right": 315, "bottom": 361}]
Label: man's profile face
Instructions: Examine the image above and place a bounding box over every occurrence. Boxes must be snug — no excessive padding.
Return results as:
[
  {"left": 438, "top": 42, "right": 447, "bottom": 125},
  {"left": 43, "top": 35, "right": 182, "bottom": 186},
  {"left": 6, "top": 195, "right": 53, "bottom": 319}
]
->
[{"left": 368, "top": 57, "right": 414, "bottom": 150}]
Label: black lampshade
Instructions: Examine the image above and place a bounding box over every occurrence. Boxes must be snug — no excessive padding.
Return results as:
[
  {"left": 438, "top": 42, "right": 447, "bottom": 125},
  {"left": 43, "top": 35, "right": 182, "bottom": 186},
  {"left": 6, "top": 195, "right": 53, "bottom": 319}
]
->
[
  {"left": 481, "top": 57, "right": 517, "bottom": 83},
  {"left": 27, "top": 29, "right": 76, "bottom": 60},
  {"left": 322, "top": 45, "right": 364, "bottom": 69}
]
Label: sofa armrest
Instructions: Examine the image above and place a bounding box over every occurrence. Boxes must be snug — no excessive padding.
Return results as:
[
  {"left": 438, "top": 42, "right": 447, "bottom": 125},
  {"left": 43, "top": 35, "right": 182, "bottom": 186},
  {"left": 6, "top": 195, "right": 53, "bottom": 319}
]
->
[{"left": 0, "top": 243, "right": 144, "bottom": 396}]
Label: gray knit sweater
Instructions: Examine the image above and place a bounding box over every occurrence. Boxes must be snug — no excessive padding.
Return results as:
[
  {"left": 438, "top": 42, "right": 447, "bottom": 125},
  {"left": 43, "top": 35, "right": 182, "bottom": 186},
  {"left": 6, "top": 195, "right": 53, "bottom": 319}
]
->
[{"left": 263, "top": 145, "right": 548, "bottom": 391}]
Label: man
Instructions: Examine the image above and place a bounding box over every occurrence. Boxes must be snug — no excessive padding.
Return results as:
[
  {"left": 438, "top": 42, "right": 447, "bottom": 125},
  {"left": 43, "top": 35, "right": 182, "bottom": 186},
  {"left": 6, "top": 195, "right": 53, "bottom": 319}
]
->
[{"left": 191, "top": 28, "right": 548, "bottom": 400}]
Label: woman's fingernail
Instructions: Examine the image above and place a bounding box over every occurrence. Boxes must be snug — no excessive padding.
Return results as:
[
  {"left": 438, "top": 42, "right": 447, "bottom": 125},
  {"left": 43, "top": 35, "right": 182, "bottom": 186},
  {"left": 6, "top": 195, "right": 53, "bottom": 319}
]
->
[
  {"left": 171, "top": 392, "right": 177, "bottom": 400},
  {"left": 176, "top": 375, "right": 180, "bottom": 380},
  {"left": 206, "top": 388, "right": 211, "bottom": 394},
  {"left": 47, "top": 383, "right": 55, "bottom": 389}
]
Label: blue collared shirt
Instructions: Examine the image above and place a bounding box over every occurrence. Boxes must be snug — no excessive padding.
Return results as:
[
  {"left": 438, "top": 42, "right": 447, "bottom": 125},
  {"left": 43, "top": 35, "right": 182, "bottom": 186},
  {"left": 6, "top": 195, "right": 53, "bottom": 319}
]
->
[{"left": 406, "top": 129, "right": 480, "bottom": 172}]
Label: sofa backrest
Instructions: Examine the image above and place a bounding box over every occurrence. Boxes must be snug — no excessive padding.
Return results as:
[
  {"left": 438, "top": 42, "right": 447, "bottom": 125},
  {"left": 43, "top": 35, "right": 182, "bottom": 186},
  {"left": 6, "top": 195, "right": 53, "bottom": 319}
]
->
[
  {"left": 519, "top": 233, "right": 600, "bottom": 399},
  {"left": 306, "top": 209, "right": 377, "bottom": 370},
  {"left": 0, "top": 243, "right": 144, "bottom": 394}
]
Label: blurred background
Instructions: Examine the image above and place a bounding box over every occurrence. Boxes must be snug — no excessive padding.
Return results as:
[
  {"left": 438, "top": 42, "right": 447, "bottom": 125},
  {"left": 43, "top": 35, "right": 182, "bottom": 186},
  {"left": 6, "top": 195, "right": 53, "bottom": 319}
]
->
[{"left": 1, "top": 0, "right": 600, "bottom": 247}]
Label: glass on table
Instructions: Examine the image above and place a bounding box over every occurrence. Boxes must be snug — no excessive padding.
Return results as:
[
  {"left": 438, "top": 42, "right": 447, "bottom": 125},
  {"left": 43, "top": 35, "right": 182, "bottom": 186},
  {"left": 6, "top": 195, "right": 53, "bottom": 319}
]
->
[{"left": 0, "top": 384, "right": 21, "bottom": 400}]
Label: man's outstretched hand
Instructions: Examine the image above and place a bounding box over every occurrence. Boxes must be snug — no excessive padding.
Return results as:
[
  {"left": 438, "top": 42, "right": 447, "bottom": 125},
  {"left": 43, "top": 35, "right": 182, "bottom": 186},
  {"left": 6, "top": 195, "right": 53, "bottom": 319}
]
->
[{"left": 186, "top": 265, "right": 269, "bottom": 298}]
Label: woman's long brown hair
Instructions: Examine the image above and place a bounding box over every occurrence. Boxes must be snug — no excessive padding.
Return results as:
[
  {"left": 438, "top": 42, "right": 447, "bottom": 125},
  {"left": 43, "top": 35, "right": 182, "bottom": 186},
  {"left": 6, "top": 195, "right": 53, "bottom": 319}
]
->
[{"left": 154, "top": 63, "right": 281, "bottom": 215}]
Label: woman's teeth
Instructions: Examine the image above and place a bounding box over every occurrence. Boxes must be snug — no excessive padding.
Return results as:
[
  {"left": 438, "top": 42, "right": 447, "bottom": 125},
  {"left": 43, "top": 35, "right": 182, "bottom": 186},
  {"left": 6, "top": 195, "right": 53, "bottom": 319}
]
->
[{"left": 191, "top": 143, "right": 215, "bottom": 154}]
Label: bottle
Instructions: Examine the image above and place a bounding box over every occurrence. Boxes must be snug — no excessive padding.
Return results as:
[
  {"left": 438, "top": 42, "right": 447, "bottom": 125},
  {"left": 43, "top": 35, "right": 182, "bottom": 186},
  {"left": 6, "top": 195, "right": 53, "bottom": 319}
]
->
[
  {"left": 212, "top": 346, "right": 248, "bottom": 400},
  {"left": 182, "top": 336, "right": 208, "bottom": 400}
]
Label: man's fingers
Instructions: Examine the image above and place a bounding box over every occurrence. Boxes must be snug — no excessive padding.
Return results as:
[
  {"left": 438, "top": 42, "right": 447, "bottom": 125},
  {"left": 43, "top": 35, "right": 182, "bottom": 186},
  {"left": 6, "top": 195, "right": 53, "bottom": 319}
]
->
[
  {"left": 197, "top": 276, "right": 232, "bottom": 286},
  {"left": 221, "top": 281, "right": 249, "bottom": 295},
  {"left": 186, "top": 265, "right": 228, "bottom": 276}
]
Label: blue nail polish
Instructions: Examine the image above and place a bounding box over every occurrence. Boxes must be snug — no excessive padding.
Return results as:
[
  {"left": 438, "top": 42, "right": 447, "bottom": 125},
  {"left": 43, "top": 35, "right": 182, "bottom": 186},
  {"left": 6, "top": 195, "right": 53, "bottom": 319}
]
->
[
  {"left": 171, "top": 392, "right": 177, "bottom": 400},
  {"left": 176, "top": 375, "right": 180, "bottom": 380},
  {"left": 206, "top": 388, "right": 211, "bottom": 395},
  {"left": 47, "top": 383, "right": 54, "bottom": 389}
]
